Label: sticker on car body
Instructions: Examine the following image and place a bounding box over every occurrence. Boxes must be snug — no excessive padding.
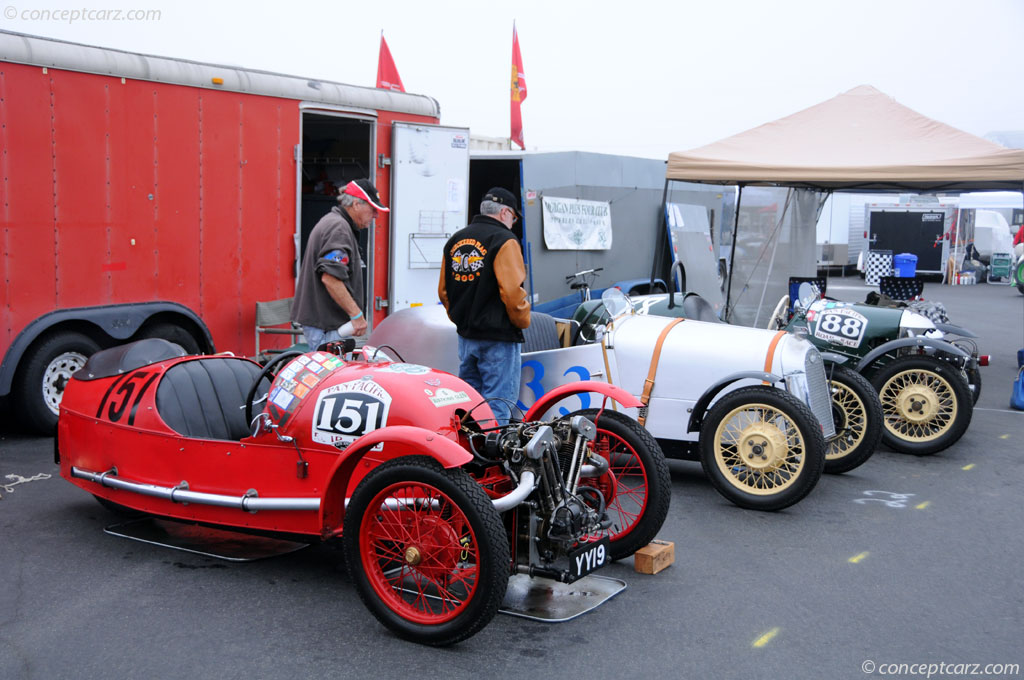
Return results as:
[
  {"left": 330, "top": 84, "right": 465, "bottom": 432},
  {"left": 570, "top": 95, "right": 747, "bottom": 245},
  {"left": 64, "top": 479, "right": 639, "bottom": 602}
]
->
[
  {"left": 427, "top": 387, "right": 472, "bottom": 407},
  {"left": 312, "top": 379, "right": 392, "bottom": 449},
  {"left": 813, "top": 307, "right": 869, "bottom": 348}
]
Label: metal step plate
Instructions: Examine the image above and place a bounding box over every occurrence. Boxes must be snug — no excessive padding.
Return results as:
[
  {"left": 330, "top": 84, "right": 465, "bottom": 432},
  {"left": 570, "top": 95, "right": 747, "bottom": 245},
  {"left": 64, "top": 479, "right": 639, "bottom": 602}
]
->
[
  {"left": 104, "top": 517, "right": 309, "bottom": 562},
  {"left": 499, "top": 573, "right": 627, "bottom": 622}
]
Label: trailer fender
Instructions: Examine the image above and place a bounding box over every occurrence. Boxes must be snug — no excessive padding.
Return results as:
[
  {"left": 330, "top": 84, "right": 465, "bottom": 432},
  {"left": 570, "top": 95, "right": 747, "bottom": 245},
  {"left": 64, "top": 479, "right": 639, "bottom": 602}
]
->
[
  {"left": 0, "top": 302, "right": 213, "bottom": 396},
  {"left": 854, "top": 337, "right": 969, "bottom": 374},
  {"left": 522, "top": 381, "right": 643, "bottom": 422},
  {"left": 319, "top": 425, "right": 473, "bottom": 537},
  {"left": 687, "top": 371, "right": 783, "bottom": 433}
]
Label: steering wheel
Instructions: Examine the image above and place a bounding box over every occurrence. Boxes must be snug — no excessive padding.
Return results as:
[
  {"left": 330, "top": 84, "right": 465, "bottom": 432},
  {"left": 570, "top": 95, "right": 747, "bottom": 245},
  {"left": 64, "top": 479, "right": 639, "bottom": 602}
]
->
[
  {"left": 245, "top": 350, "right": 304, "bottom": 427},
  {"left": 766, "top": 294, "right": 790, "bottom": 330}
]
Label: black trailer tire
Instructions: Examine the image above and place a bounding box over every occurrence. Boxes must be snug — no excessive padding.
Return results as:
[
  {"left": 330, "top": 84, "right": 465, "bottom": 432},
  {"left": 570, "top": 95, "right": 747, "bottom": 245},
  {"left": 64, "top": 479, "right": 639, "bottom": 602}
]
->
[
  {"left": 870, "top": 355, "right": 973, "bottom": 456},
  {"left": 15, "top": 331, "right": 101, "bottom": 433},
  {"left": 569, "top": 408, "right": 671, "bottom": 560},
  {"left": 699, "top": 386, "right": 826, "bottom": 511},
  {"left": 137, "top": 322, "right": 201, "bottom": 355},
  {"left": 343, "top": 456, "right": 510, "bottom": 646},
  {"left": 824, "top": 365, "right": 882, "bottom": 474}
]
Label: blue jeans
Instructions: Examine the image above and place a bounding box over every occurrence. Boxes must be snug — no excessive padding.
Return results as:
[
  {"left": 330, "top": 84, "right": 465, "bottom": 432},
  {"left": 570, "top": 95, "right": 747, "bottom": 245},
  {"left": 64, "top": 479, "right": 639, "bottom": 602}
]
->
[
  {"left": 457, "top": 336, "right": 522, "bottom": 425},
  {"left": 302, "top": 326, "right": 340, "bottom": 351}
]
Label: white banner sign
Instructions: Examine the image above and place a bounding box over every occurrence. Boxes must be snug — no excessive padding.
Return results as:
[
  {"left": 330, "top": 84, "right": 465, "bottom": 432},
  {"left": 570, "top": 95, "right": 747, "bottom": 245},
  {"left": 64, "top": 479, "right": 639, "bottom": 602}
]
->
[{"left": 541, "top": 196, "right": 612, "bottom": 250}]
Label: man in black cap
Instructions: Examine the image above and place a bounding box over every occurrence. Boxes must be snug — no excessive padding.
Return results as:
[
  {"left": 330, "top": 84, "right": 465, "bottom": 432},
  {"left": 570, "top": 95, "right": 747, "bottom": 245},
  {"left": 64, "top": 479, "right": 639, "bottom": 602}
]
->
[
  {"left": 439, "top": 187, "right": 530, "bottom": 424},
  {"left": 292, "top": 179, "right": 389, "bottom": 349}
]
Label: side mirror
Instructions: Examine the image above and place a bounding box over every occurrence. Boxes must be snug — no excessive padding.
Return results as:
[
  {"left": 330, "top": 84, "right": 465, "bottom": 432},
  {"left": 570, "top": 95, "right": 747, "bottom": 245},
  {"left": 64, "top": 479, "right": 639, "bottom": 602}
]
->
[{"left": 794, "top": 282, "right": 821, "bottom": 313}]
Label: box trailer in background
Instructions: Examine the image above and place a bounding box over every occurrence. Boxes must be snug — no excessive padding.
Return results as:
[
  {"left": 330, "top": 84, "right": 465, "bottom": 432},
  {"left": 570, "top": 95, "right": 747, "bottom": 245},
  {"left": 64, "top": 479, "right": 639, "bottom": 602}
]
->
[
  {"left": 865, "top": 201, "right": 957, "bottom": 277},
  {"left": 816, "top": 193, "right": 900, "bottom": 269},
  {"left": 0, "top": 30, "right": 458, "bottom": 432}
]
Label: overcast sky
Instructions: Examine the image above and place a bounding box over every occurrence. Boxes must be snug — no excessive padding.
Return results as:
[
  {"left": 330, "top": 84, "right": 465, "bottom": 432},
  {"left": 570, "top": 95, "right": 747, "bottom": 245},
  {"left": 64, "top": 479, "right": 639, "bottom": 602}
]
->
[{"left": 4, "top": 0, "right": 1022, "bottom": 160}]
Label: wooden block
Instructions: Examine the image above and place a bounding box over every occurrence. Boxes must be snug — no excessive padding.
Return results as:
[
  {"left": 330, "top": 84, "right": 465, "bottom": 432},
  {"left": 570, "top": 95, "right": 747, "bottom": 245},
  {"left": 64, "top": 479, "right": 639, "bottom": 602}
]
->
[{"left": 633, "top": 539, "right": 674, "bottom": 574}]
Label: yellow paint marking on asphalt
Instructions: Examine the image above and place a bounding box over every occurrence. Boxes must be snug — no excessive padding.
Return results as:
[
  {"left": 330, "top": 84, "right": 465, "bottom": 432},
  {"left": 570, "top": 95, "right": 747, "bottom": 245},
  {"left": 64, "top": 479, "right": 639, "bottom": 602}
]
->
[
  {"left": 962, "top": 464, "right": 976, "bottom": 471},
  {"left": 753, "top": 627, "right": 780, "bottom": 648},
  {"left": 1000, "top": 434, "right": 1010, "bottom": 440},
  {"left": 848, "top": 552, "right": 870, "bottom": 564},
  {"left": 915, "top": 501, "right": 930, "bottom": 510}
]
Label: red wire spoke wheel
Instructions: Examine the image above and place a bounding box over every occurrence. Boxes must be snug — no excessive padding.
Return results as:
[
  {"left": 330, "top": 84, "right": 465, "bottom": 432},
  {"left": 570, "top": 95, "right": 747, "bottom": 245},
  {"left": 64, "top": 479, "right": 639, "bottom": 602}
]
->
[
  {"left": 571, "top": 409, "right": 670, "bottom": 560},
  {"left": 343, "top": 456, "right": 509, "bottom": 646}
]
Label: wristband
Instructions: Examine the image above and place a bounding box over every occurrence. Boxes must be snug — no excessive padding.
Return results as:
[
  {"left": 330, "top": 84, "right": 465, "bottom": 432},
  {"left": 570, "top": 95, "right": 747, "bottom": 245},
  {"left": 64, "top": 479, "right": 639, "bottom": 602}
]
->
[{"left": 350, "top": 311, "right": 363, "bottom": 320}]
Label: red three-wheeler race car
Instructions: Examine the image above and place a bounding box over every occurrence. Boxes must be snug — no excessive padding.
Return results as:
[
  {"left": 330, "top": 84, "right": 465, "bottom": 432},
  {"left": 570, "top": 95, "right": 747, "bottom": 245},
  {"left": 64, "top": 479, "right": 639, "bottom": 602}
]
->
[{"left": 55, "top": 338, "right": 670, "bottom": 646}]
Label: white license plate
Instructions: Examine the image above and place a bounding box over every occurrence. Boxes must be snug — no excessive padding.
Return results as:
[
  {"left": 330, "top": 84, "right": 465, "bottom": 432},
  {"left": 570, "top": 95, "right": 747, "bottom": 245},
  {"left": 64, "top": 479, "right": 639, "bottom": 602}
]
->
[{"left": 569, "top": 537, "right": 610, "bottom": 581}]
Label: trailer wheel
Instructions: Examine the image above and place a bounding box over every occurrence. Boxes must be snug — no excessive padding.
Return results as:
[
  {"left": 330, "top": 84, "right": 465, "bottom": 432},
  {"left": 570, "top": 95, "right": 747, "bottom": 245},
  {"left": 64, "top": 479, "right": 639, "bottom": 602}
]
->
[
  {"left": 16, "top": 331, "right": 101, "bottom": 433},
  {"left": 136, "top": 322, "right": 201, "bottom": 355}
]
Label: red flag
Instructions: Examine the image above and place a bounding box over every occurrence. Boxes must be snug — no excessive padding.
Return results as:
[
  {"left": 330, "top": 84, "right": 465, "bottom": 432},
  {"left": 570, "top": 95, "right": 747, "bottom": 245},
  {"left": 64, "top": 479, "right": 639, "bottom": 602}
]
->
[
  {"left": 510, "top": 24, "right": 527, "bottom": 149},
  {"left": 376, "top": 33, "right": 405, "bottom": 92}
]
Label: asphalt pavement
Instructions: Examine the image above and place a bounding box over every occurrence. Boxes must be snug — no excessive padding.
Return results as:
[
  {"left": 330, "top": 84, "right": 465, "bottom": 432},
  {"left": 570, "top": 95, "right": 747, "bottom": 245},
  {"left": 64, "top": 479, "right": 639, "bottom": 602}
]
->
[{"left": 1, "top": 275, "right": 1022, "bottom": 680}]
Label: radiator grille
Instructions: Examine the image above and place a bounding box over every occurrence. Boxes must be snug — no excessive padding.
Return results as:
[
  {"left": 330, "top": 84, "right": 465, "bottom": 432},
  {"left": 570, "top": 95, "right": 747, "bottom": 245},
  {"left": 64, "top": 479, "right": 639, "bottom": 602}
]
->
[{"left": 805, "top": 352, "right": 836, "bottom": 439}]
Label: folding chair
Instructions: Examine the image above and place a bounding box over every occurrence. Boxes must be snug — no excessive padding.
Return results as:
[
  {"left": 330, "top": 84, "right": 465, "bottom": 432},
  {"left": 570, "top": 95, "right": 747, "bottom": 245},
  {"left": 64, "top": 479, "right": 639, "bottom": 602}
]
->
[
  {"left": 878, "top": 276, "right": 924, "bottom": 301},
  {"left": 255, "top": 297, "right": 304, "bottom": 356}
]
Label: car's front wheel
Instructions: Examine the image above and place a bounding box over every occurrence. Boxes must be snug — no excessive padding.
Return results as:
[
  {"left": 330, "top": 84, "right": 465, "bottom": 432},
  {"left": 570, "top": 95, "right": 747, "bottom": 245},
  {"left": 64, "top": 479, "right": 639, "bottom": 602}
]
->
[
  {"left": 824, "top": 365, "right": 882, "bottom": 474},
  {"left": 699, "top": 386, "right": 825, "bottom": 511},
  {"left": 870, "top": 356, "right": 973, "bottom": 455},
  {"left": 343, "top": 456, "right": 509, "bottom": 646}
]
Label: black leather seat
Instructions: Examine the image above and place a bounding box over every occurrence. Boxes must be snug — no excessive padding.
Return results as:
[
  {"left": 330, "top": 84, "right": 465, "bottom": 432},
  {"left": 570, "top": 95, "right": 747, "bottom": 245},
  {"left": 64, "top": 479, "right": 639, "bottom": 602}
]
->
[
  {"left": 680, "top": 293, "right": 723, "bottom": 323},
  {"left": 522, "top": 312, "right": 561, "bottom": 353},
  {"left": 155, "top": 357, "right": 267, "bottom": 441}
]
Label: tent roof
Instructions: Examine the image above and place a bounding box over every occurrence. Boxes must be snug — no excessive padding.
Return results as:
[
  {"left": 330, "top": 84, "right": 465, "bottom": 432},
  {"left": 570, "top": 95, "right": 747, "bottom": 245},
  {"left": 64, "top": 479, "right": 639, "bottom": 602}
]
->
[{"left": 666, "top": 85, "right": 1024, "bottom": 191}]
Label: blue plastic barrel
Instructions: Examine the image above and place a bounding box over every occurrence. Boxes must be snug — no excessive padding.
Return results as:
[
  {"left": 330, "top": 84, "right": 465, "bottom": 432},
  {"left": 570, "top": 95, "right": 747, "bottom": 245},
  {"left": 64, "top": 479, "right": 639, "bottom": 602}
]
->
[{"left": 893, "top": 253, "right": 918, "bottom": 278}]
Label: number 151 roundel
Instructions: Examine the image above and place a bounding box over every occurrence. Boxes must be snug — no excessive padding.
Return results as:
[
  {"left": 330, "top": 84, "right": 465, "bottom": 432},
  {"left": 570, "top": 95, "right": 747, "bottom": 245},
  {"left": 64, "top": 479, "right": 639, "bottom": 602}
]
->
[{"left": 312, "top": 379, "right": 392, "bottom": 449}]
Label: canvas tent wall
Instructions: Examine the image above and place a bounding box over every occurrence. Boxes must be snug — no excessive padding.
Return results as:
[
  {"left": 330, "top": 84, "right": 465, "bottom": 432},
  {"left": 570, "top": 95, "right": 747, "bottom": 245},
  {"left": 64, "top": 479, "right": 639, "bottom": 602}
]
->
[{"left": 664, "top": 85, "right": 1024, "bottom": 324}]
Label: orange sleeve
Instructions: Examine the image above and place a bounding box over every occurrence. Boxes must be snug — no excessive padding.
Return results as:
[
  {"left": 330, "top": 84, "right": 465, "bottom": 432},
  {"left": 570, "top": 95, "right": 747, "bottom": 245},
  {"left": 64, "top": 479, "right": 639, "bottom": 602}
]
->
[{"left": 494, "top": 239, "right": 531, "bottom": 329}]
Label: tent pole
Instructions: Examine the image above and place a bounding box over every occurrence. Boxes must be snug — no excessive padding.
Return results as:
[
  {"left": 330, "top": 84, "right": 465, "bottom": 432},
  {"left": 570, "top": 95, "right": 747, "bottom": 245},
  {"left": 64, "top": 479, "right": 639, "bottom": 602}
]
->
[
  {"left": 724, "top": 185, "right": 743, "bottom": 323},
  {"left": 651, "top": 179, "right": 670, "bottom": 289}
]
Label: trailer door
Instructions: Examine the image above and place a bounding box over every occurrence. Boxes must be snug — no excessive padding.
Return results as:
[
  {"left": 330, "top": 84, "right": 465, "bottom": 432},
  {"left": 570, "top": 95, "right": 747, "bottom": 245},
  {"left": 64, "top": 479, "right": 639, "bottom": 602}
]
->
[
  {"left": 389, "top": 122, "right": 470, "bottom": 312},
  {"left": 869, "top": 210, "right": 946, "bottom": 273}
]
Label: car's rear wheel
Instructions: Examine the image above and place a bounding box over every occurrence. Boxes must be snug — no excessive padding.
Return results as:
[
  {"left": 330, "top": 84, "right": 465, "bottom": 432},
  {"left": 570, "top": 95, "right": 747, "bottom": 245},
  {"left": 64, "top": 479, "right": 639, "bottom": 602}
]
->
[
  {"left": 569, "top": 409, "right": 670, "bottom": 560},
  {"left": 824, "top": 365, "right": 882, "bottom": 474},
  {"left": 343, "top": 456, "right": 509, "bottom": 646},
  {"left": 699, "top": 386, "right": 825, "bottom": 511},
  {"left": 870, "top": 356, "right": 973, "bottom": 455}
]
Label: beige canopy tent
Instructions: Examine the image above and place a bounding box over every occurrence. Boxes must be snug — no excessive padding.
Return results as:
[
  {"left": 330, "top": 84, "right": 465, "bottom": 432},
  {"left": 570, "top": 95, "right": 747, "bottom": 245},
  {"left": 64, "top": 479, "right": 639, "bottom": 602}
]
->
[
  {"left": 658, "top": 86, "right": 1024, "bottom": 324},
  {"left": 666, "top": 85, "right": 1024, "bottom": 192}
]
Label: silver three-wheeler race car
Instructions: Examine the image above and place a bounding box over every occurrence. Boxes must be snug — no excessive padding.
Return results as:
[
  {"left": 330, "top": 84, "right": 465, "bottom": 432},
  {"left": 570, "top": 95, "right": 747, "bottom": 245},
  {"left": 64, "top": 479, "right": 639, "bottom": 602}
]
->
[{"left": 369, "top": 288, "right": 836, "bottom": 512}]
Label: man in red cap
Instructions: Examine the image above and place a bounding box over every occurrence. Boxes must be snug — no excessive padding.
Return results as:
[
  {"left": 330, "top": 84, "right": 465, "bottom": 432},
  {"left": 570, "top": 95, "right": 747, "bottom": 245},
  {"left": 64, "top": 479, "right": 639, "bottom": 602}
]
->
[
  {"left": 292, "top": 179, "right": 389, "bottom": 349},
  {"left": 439, "top": 187, "right": 530, "bottom": 424}
]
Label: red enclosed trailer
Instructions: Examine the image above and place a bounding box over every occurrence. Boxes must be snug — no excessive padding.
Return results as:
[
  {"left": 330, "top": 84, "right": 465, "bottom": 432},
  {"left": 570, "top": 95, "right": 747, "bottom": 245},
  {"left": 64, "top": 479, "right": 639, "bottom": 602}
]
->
[{"left": 1, "top": 30, "right": 468, "bottom": 433}]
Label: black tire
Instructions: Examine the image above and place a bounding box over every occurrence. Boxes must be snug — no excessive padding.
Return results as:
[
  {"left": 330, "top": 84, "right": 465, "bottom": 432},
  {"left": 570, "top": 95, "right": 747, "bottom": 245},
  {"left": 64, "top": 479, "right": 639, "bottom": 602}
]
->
[
  {"left": 699, "top": 386, "right": 826, "bottom": 511},
  {"left": 869, "top": 355, "right": 973, "bottom": 455},
  {"left": 824, "top": 365, "right": 882, "bottom": 474},
  {"left": 1014, "top": 258, "right": 1024, "bottom": 294},
  {"left": 136, "top": 322, "right": 201, "bottom": 355},
  {"left": 570, "top": 409, "right": 671, "bottom": 560},
  {"left": 15, "top": 331, "right": 101, "bottom": 433},
  {"left": 964, "top": 365, "right": 982, "bottom": 406},
  {"left": 343, "top": 456, "right": 510, "bottom": 646}
]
